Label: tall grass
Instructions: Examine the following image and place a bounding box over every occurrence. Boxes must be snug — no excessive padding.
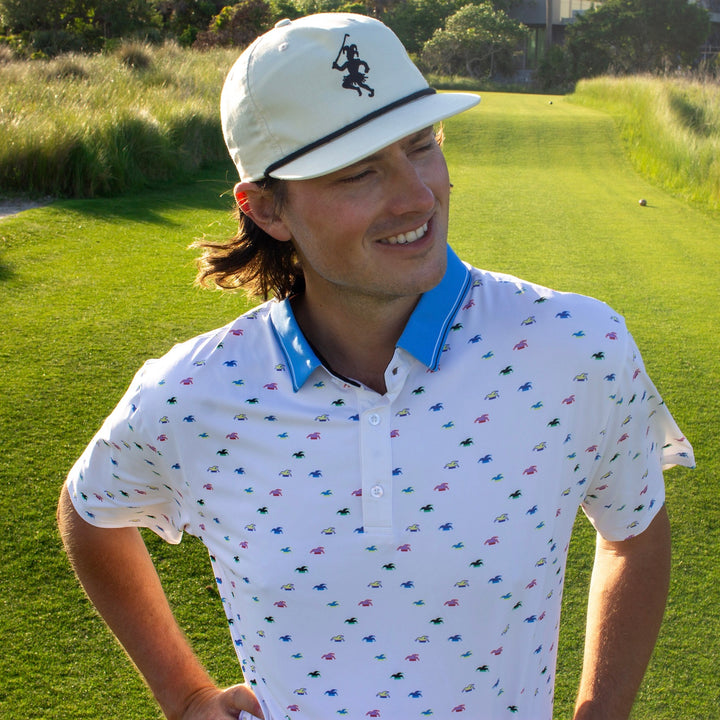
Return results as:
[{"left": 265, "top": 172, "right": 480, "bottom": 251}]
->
[
  {"left": 0, "top": 42, "right": 238, "bottom": 198},
  {"left": 569, "top": 75, "right": 720, "bottom": 211}
]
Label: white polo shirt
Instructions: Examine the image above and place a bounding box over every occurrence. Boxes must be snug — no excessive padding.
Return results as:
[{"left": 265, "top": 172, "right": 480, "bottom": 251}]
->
[{"left": 67, "top": 246, "right": 693, "bottom": 720}]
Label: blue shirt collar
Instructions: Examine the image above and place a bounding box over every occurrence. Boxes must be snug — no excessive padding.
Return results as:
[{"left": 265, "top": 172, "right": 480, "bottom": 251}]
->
[{"left": 270, "top": 245, "right": 470, "bottom": 391}]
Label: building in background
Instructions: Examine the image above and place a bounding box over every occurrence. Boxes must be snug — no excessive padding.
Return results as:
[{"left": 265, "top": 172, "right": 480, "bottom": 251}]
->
[
  {"left": 507, "top": 0, "right": 599, "bottom": 79},
  {"left": 508, "top": 0, "right": 719, "bottom": 77}
]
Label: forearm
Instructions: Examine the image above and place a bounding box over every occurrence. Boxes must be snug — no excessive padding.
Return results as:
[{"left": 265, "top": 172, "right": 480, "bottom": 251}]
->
[
  {"left": 57, "top": 486, "right": 216, "bottom": 720},
  {"left": 574, "top": 506, "right": 671, "bottom": 720}
]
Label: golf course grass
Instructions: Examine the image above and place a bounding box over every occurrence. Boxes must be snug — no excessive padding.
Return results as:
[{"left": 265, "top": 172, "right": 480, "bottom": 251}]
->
[{"left": 1, "top": 89, "right": 717, "bottom": 719}]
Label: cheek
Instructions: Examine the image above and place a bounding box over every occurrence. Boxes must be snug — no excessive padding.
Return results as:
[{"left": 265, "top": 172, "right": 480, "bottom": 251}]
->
[
  {"left": 290, "top": 197, "right": 371, "bottom": 249},
  {"left": 427, "top": 154, "right": 451, "bottom": 194}
]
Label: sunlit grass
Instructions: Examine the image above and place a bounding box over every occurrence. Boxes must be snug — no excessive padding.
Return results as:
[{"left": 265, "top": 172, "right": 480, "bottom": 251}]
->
[{"left": 570, "top": 75, "right": 720, "bottom": 211}]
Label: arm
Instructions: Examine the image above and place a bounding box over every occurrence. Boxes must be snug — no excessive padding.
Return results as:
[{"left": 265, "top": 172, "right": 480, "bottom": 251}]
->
[
  {"left": 57, "top": 486, "right": 263, "bottom": 720},
  {"left": 573, "top": 505, "right": 671, "bottom": 720}
]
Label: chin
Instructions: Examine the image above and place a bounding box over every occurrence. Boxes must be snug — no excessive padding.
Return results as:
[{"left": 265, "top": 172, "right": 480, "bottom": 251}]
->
[{"left": 405, "top": 254, "right": 448, "bottom": 297}]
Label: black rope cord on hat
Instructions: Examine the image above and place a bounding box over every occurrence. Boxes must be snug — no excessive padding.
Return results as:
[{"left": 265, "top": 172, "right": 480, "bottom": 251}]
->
[{"left": 264, "top": 87, "right": 436, "bottom": 178}]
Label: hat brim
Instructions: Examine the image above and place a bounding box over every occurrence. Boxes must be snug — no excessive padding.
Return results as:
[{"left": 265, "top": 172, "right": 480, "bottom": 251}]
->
[{"left": 267, "top": 91, "right": 480, "bottom": 181}]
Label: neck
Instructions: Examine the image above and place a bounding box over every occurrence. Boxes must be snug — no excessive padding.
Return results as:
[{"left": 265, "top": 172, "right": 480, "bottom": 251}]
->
[{"left": 292, "top": 290, "right": 418, "bottom": 395}]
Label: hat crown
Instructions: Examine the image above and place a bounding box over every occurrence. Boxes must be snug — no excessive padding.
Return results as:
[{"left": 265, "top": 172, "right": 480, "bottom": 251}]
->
[
  {"left": 222, "top": 13, "right": 425, "bottom": 181},
  {"left": 221, "top": 13, "right": 480, "bottom": 181}
]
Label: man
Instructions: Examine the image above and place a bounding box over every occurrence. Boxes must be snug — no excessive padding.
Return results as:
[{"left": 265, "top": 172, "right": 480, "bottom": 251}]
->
[{"left": 58, "top": 13, "right": 694, "bottom": 720}]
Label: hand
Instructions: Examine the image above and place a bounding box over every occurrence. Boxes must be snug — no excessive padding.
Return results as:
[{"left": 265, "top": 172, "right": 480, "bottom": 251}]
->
[{"left": 179, "top": 683, "right": 264, "bottom": 720}]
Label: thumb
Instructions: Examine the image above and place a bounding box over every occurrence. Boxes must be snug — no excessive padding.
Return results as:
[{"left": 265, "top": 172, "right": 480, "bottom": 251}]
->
[{"left": 222, "top": 683, "right": 264, "bottom": 719}]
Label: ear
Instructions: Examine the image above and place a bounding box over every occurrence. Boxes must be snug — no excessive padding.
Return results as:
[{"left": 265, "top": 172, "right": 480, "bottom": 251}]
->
[{"left": 234, "top": 182, "right": 292, "bottom": 242}]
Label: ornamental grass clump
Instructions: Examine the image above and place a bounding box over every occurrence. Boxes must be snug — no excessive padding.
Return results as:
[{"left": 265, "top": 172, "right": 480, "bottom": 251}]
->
[
  {"left": 116, "top": 41, "right": 153, "bottom": 71},
  {"left": 0, "top": 44, "right": 237, "bottom": 197},
  {"left": 45, "top": 53, "right": 90, "bottom": 80}
]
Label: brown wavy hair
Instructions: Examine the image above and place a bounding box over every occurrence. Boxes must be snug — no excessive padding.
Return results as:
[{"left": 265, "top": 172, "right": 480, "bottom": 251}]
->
[{"left": 193, "top": 179, "right": 303, "bottom": 300}]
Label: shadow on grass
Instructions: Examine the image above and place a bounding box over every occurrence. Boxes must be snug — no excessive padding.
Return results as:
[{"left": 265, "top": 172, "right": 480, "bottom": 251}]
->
[
  {"left": 63, "top": 165, "right": 238, "bottom": 227},
  {"left": 0, "top": 259, "right": 14, "bottom": 282}
]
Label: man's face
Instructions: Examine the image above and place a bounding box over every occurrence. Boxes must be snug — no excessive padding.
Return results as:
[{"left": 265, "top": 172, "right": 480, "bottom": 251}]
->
[{"left": 274, "top": 127, "right": 451, "bottom": 310}]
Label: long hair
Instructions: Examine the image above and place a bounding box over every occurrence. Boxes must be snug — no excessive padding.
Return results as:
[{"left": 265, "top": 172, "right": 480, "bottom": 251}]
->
[{"left": 193, "top": 179, "right": 303, "bottom": 300}]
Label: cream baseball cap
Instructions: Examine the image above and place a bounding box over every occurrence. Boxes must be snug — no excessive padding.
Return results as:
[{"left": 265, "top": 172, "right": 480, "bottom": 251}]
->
[{"left": 221, "top": 12, "right": 480, "bottom": 181}]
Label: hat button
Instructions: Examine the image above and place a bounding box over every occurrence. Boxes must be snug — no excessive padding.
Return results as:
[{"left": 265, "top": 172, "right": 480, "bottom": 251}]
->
[{"left": 275, "top": 18, "right": 292, "bottom": 28}]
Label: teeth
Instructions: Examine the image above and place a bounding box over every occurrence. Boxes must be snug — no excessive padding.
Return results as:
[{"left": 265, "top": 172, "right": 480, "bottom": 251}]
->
[{"left": 383, "top": 222, "right": 428, "bottom": 245}]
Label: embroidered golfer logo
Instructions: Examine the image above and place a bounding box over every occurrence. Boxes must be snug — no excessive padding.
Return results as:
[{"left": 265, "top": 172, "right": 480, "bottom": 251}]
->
[{"left": 332, "top": 33, "right": 375, "bottom": 97}]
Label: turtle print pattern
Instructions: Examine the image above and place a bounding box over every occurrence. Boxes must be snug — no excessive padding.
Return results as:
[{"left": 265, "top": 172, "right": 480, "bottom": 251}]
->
[{"left": 68, "top": 250, "right": 693, "bottom": 719}]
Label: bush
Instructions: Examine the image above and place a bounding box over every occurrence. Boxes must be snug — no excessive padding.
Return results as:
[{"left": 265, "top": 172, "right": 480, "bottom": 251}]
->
[
  {"left": 28, "top": 28, "right": 92, "bottom": 56},
  {"left": 0, "top": 0, "right": 164, "bottom": 56}
]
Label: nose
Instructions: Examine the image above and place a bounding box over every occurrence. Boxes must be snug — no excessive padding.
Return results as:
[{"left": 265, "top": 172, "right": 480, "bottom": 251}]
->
[{"left": 385, "top": 152, "right": 439, "bottom": 217}]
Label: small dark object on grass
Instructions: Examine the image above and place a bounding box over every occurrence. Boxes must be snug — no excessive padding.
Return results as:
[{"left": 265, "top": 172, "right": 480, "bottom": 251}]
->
[{"left": 639, "top": 198, "right": 647, "bottom": 206}]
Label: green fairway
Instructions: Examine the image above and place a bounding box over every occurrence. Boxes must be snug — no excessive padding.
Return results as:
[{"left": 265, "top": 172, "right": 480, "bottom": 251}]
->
[{"left": 1, "top": 91, "right": 717, "bottom": 719}]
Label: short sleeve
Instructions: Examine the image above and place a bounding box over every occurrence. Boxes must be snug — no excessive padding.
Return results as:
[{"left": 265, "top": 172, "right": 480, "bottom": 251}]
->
[
  {"left": 580, "top": 332, "right": 694, "bottom": 541},
  {"left": 65, "top": 361, "right": 188, "bottom": 544}
]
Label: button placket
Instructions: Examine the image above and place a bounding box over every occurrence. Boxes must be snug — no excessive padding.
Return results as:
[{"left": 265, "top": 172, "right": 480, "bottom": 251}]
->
[{"left": 359, "top": 402, "right": 393, "bottom": 533}]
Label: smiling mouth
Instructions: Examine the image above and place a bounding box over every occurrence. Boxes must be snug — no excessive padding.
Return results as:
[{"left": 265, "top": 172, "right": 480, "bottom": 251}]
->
[{"left": 380, "top": 222, "right": 429, "bottom": 246}]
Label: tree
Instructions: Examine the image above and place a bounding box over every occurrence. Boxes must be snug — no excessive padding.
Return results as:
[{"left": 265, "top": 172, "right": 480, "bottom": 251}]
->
[
  {"left": 421, "top": 2, "right": 529, "bottom": 78},
  {"left": 151, "top": 0, "right": 227, "bottom": 45},
  {"left": 0, "top": 0, "right": 66, "bottom": 33},
  {"left": 93, "top": 0, "right": 160, "bottom": 40},
  {"left": 193, "top": 0, "right": 273, "bottom": 48},
  {"left": 383, "top": 0, "right": 523, "bottom": 56},
  {"left": 384, "top": 0, "right": 465, "bottom": 55},
  {"left": 362, "top": 0, "right": 404, "bottom": 19},
  {"left": 0, "top": 0, "right": 160, "bottom": 53},
  {"left": 536, "top": 43, "right": 573, "bottom": 90},
  {"left": 565, "top": 0, "right": 710, "bottom": 77}
]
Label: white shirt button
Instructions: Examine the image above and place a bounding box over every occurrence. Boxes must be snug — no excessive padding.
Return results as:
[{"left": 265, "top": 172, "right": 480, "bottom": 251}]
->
[
  {"left": 370, "top": 485, "right": 384, "bottom": 498},
  {"left": 368, "top": 413, "right": 381, "bottom": 426}
]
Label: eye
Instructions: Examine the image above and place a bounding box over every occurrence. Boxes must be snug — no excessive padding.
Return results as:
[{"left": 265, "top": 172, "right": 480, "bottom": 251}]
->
[
  {"left": 340, "top": 168, "right": 374, "bottom": 184},
  {"left": 411, "top": 139, "right": 436, "bottom": 155}
]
